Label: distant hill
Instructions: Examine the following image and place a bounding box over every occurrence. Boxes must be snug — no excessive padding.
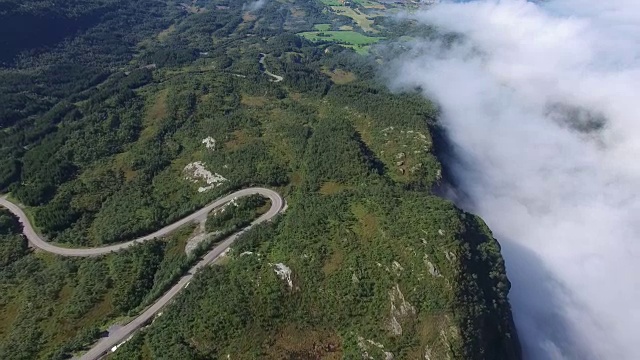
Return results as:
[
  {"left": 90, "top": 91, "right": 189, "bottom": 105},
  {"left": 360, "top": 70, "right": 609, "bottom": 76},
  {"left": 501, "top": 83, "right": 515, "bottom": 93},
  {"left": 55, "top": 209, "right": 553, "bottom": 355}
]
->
[{"left": 0, "top": 0, "right": 116, "bottom": 63}]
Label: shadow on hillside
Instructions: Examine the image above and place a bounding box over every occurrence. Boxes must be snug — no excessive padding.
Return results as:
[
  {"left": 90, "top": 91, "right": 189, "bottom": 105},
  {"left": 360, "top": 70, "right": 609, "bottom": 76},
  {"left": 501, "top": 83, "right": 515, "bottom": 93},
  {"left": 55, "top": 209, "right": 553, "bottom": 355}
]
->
[
  {"left": 429, "top": 122, "right": 597, "bottom": 360},
  {"left": 501, "top": 239, "right": 597, "bottom": 360}
]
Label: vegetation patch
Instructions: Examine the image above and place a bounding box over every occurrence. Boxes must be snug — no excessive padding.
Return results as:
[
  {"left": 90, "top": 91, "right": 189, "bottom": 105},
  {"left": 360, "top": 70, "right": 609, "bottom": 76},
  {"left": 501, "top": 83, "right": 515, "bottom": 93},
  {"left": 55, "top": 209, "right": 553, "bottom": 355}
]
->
[
  {"left": 319, "top": 0, "right": 344, "bottom": 6},
  {"left": 353, "top": 0, "right": 385, "bottom": 8},
  {"left": 157, "top": 24, "right": 176, "bottom": 41},
  {"left": 241, "top": 94, "right": 268, "bottom": 107},
  {"left": 179, "top": 3, "right": 206, "bottom": 14},
  {"left": 354, "top": 117, "right": 442, "bottom": 186},
  {"left": 205, "top": 195, "right": 270, "bottom": 233},
  {"left": 322, "top": 248, "right": 344, "bottom": 275},
  {"left": 351, "top": 203, "right": 379, "bottom": 241},
  {"left": 242, "top": 12, "right": 257, "bottom": 22},
  {"left": 265, "top": 325, "right": 342, "bottom": 359},
  {"left": 290, "top": 7, "right": 306, "bottom": 18},
  {"left": 325, "top": 68, "right": 357, "bottom": 84},
  {"left": 319, "top": 181, "right": 351, "bottom": 195},
  {"left": 330, "top": 6, "right": 378, "bottom": 33},
  {"left": 140, "top": 89, "right": 169, "bottom": 140},
  {"left": 146, "top": 89, "right": 169, "bottom": 124},
  {"left": 224, "top": 129, "right": 254, "bottom": 150},
  {"left": 298, "top": 30, "right": 383, "bottom": 46},
  {"left": 314, "top": 23, "right": 332, "bottom": 31}
]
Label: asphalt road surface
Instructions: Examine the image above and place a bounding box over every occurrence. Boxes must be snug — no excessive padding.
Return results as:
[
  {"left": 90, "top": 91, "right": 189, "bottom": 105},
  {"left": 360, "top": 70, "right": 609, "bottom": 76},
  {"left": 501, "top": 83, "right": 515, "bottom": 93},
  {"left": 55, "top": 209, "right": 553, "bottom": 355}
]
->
[
  {"left": 0, "top": 187, "right": 285, "bottom": 359},
  {"left": 258, "top": 53, "right": 284, "bottom": 82}
]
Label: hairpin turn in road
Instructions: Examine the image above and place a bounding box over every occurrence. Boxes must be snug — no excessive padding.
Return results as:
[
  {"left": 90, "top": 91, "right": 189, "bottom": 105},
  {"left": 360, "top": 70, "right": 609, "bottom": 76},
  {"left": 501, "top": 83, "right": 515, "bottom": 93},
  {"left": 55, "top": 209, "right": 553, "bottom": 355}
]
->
[{"left": 0, "top": 187, "right": 285, "bottom": 360}]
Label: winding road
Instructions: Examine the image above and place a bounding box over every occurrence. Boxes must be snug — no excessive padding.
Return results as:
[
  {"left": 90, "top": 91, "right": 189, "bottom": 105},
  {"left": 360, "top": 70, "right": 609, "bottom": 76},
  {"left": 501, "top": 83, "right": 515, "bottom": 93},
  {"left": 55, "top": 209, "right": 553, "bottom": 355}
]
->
[
  {"left": 258, "top": 53, "right": 284, "bottom": 82},
  {"left": 0, "top": 187, "right": 285, "bottom": 360}
]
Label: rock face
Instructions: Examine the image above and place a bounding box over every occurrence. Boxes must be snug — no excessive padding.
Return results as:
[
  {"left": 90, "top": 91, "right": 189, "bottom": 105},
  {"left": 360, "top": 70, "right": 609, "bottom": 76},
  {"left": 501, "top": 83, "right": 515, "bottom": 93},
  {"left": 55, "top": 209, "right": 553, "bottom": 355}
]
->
[
  {"left": 388, "top": 284, "right": 416, "bottom": 336},
  {"left": 202, "top": 137, "right": 216, "bottom": 150},
  {"left": 183, "top": 161, "right": 228, "bottom": 192},
  {"left": 273, "top": 263, "right": 293, "bottom": 289},
  {"left": 451, "top": 214, "right": 522, "bottom": 360}
]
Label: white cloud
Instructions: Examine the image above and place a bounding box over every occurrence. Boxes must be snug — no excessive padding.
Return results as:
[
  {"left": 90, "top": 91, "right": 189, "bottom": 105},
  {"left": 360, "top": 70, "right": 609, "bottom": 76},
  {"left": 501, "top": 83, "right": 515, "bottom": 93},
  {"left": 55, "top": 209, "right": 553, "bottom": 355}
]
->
[
  {"left": 244, "top": 0, "right": 267, "bottom": 12},
  {"left": 388, "top": 1, "right": 640, "bottom": 359}
]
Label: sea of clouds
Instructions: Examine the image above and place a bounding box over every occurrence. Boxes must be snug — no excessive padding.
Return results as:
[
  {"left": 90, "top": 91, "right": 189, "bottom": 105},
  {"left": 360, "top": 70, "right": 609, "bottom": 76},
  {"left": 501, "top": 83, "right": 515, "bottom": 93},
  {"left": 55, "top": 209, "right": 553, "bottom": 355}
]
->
[{"left": 387, "top": 0, "right": 640, "bottom": 359}]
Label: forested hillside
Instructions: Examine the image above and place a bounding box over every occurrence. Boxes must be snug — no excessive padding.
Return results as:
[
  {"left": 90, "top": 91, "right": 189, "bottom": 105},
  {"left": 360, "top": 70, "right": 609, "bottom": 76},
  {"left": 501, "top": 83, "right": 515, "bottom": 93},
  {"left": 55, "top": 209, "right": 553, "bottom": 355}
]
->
[{"left": 0, "top": 0, "right": 521, "bottom": 358}]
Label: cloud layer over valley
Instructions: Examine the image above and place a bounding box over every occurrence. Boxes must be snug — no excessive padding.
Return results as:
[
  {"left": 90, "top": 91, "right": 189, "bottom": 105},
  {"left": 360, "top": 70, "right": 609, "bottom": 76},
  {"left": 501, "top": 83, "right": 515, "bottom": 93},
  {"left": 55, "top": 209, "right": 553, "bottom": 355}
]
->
[{"left": 388, "top": 1, "right": 640, "bottom": 359}]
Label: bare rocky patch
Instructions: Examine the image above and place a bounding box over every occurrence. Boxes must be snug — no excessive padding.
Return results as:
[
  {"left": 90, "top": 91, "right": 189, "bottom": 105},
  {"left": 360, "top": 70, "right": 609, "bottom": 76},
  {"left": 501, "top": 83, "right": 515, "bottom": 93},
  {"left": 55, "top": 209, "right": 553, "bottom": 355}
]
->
[{"left": 183, "top": 162, "right": 227, "bottom": 192}]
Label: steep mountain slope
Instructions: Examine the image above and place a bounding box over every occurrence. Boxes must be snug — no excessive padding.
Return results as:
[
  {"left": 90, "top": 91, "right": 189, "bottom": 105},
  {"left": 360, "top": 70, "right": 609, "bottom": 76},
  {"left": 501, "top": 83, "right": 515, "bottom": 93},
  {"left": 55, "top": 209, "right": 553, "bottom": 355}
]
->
[{"left": 0, "top": 0, "right": 521, "bottom": 358}]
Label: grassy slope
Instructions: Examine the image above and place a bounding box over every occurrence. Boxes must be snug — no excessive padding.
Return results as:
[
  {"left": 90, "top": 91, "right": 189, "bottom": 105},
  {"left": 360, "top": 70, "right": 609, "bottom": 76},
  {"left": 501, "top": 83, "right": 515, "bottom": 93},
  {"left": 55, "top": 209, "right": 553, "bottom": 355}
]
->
[{"left": 298, "top": 30, "right": 383, "bottom": 45}]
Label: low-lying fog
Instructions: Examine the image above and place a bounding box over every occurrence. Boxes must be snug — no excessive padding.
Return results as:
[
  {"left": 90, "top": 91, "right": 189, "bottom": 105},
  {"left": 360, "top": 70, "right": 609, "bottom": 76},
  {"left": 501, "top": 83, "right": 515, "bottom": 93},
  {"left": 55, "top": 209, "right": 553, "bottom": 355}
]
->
[{"left": 388, "top": 0, "right": 640, "bottom": 358}]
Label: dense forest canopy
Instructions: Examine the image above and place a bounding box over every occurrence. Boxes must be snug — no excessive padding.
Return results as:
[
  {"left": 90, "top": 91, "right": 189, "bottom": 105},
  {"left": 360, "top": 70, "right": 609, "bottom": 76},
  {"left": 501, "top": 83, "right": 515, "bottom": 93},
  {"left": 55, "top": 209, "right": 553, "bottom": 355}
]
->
[{"left": 0, "top": 0, "right": 521, "bottom": 358}]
